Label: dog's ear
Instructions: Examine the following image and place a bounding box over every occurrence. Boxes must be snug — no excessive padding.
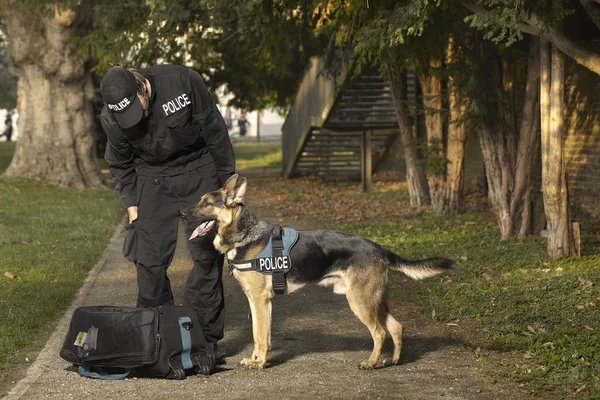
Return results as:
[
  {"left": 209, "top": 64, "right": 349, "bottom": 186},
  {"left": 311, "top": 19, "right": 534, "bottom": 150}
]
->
[
  {"left": 225, "top": 175, "right": 247, "bottom": 207},
  {"left": 223, "top": 174, "right": 239, "bottom": 191}
]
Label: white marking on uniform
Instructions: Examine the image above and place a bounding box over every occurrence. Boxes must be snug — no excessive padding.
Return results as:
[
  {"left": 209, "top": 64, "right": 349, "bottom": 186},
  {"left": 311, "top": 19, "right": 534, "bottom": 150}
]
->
[
  {"left": 108, "top": 97, "right": 131, "bottom": 111},
  {"left": 162, "top": 93, "right": 192, "bottom": 116}
]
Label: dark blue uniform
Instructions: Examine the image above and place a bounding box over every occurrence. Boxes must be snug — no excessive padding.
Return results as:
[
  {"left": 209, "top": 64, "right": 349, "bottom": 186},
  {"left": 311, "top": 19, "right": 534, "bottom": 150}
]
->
[{"left": 101, "top": 65, "right": 235, "bottom": 344}]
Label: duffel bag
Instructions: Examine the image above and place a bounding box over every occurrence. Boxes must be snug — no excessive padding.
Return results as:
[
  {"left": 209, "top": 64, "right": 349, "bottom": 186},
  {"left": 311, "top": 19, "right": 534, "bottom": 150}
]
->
[{"left": 59, "top": 305, "right": 215, "bottom": 379}]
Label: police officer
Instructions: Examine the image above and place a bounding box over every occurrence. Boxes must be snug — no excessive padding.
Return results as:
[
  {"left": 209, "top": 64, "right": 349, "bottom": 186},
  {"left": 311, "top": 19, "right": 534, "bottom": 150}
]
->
[{"left": 99, "top": 65, "right": 235, "bottom": 358}]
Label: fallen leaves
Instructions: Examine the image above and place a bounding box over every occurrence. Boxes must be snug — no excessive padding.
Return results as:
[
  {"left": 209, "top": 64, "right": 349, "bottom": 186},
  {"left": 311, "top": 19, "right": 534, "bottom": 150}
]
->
[
  {"left": 482, "top": 272, "right": 494, "bottom": 280},
  {"left": 579, "top": 357, "right": 591, "bottom": 367},
  {"left": 246, "top": 176, "right": 428, "bottom": 226},
  {"left": 578, "top": 277, "right": 593, "bottom": 286}
]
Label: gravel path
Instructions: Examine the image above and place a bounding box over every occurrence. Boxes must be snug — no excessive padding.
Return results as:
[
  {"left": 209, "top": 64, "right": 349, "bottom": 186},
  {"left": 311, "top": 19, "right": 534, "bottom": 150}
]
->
[{"left": 4, "top": 203, "right": 533, "bottom": 400}]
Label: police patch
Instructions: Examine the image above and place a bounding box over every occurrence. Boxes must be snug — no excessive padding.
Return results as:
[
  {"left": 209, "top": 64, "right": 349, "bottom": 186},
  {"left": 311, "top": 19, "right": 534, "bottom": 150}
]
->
[
  {"left": 257, "top": 256, "right": 291, "bottom": 274},
  {"left": 229, "top": 227, "right": 298, "bottom": 279},
  {"left": 162, "top": 93, "right": 191, "bottom": 116}
]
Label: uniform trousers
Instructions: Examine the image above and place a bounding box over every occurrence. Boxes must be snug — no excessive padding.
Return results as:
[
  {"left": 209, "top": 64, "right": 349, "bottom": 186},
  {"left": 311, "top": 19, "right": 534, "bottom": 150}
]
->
[{"left": 130, "top": 163, "right": 224, "bottom": 344}]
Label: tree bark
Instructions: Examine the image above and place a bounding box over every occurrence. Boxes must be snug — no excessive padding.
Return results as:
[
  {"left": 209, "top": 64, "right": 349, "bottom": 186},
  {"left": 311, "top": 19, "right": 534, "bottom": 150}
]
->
[
  {"left": 511, "top": 37, "right": 541, "bottom": 238},
  {"left": 475, "top": 40, "right": 540, "bottom": 240},
  {"left": 478, "top": 119, "right": 514, "bottom": 240},
  {"left": 443, "top": 39, "right": 467, "bottom": 214},
  {"left": 540, "top": 28, "right": 574, "bottom": 258},
  {"left": 418, "top": 60, "right": 445, "bottom": 213},
  {"left": 0, "top": 2, "right": 103, "bottom": 188},
  {"left": 388, "top": 65, "right": 430, "bottom": 206}
]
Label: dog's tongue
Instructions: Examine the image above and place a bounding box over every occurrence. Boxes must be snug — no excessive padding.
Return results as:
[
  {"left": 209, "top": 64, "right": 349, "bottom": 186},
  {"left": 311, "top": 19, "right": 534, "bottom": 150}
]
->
[{"left": 188, "top": 221, "right": 215, "bottom": 241}]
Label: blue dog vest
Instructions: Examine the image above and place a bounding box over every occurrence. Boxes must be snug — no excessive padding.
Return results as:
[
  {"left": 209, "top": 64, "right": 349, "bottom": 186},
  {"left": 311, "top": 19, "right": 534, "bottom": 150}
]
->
[{"left": 229, "top": 226, "right": 298, "bottom": 294}]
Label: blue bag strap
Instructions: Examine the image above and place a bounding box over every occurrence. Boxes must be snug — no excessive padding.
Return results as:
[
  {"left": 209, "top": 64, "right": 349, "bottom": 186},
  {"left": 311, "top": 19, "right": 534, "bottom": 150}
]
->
[
  {"left": 78, "top": 365, "right": 130, "bottom": 380},
  {"left": 178, "top": 317, "right": 193, "bottom": 370}
]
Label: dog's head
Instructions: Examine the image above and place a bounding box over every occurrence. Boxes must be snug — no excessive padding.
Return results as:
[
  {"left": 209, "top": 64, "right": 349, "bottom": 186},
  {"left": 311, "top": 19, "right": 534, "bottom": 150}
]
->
[{"left": 182, "top": 174, "right": 247, "bottom": 241}]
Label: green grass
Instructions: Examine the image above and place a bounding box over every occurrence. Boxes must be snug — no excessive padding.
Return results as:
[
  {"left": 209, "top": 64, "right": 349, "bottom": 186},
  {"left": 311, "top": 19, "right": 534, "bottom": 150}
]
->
[
  {"left": 328, "top": 204, "right": 600, "bottom": 398},
  {"left": 0, "top": 141, "right": 15, "bottom": 172},
  {"left": 0, "top": 143, "right": 123, "bottom": 382},
  {"left": 232, "top": 141, "right": 282, "bottom": 170}
]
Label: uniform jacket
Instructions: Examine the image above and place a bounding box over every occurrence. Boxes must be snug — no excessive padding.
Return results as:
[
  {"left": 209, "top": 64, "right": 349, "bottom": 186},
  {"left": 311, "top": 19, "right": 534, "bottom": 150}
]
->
[{"left": 101, "top": 64, "right": 235, "bottom": 208}]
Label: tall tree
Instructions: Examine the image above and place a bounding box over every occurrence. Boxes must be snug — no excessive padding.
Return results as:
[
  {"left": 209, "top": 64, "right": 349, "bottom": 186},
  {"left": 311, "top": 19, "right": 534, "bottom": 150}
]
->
[
  {"left": 461, "top": 0, "right": 594, "bottom": 255},
  {"left": 395, "top": 0, "right": 595, "bottom": 253},
  {"left": 444, "top": 38, "right": 468, "bottom": 215},
  {"left": 470, "top": 37, "right": 541, "bottom": 239},
  {"left": 0, "top": 1, "right": 102, "bottom": 187},
  {"left": 416, "top": 50, "right": 469, "bottom": 215},
  {"left": 388, "top": 64, "right": 430, "bottom": 206},
  {"left": 540, "top": 4, "right": 574, "bottom": 258},
  {"left": 418, "top": 58, "right": 445, "bottom": 211},
  {"left": 315, "top": 1, "right": 471, "bottom": 213}
]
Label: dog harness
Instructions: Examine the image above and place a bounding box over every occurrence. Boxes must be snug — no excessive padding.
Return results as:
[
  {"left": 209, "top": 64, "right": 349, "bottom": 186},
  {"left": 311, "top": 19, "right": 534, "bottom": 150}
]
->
[{"left": 229, "top": 226, "right": 298, "bottom": 295}]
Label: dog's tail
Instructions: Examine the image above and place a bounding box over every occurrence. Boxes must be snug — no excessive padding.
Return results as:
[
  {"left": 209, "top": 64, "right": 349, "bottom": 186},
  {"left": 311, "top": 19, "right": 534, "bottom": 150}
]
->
[{"left": 390, "top": 257, "right": 457, "bottom": 280}]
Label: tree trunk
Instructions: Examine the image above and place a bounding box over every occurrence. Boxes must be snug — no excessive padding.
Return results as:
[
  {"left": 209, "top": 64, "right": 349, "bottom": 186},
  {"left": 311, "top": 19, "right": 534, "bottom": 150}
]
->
[
  {"left": 443, "top": 39, "right": 467, "bottom": 214},
  {"left": 474, "top": 42, "right": 542, "bottom": 240},
  {"left": 472, "top": 37, "right": 543, "bottom": 240},
  {"left": 0, "top": 2, "right": 103, "bottom": 188},
  {"left": 511, "top": 37, "right": 541, "bottom": 238},
  {"left": 418, "top": 61, "right": 445, "bottom": 213},
  {"left": 540, "top": 31, "right": 573, "bottom": 258},
  {"left": 478, "top": 119, "right": 514, "bottom": 240},
  {"left": 388, "top": 65, "right": 430, "bottom": 206},
  {"left": 501, "top": 59, "right": 518, "bottom": 172}
]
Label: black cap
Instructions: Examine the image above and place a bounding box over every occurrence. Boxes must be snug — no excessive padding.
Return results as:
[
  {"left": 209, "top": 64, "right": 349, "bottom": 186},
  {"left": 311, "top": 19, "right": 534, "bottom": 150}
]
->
[{"left": 100, "top": 68, "right": 143, "bottom": 129}]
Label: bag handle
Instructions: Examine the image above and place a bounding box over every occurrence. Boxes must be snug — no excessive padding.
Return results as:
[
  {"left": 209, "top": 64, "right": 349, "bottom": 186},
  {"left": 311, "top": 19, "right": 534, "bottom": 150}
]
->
[
  {"left": 178, "top": 317, "right": 193, "bottom": 370},
  {"left": 78, "top": 365, "right": 131, "bottom": 380}
]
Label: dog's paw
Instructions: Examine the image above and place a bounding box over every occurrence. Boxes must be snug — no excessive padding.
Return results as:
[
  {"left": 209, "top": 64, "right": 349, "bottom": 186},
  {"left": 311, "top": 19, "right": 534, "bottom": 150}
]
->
[
  {"left": 358, "top": 361, "right": 376, "bottom": 370},
  {"left": 239, "top": 357, "right": 252, "bottom": 366},
  {"left": 240, "top": 358, "right": 266, "bottom": 369},
  {"left": 381, "top": 357, "right": 400, "bottom": 367}
]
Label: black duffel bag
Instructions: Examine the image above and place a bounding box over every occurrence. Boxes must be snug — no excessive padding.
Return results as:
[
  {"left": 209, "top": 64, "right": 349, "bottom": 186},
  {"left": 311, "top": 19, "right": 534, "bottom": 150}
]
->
[{"left": 59, "top": 305, "right": 215, "bottom": 380}]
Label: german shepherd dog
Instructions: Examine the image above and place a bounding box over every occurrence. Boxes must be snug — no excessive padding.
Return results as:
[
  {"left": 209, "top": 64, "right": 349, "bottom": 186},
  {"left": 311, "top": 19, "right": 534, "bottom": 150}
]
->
[{"left": 182, "top": 175, "right": 457, "bottom": 370}]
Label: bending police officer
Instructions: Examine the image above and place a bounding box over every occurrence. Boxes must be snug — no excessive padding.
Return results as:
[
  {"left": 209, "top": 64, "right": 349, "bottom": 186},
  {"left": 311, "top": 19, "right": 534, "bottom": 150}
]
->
[{"left": 99, "top": 65, "right": 235, "bottom": 358}]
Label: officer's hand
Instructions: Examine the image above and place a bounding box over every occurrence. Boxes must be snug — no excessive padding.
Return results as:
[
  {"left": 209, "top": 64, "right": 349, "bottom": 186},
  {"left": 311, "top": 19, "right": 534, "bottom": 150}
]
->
[{"left": 127, "top": 206, "right": 138, "bottom": 224}]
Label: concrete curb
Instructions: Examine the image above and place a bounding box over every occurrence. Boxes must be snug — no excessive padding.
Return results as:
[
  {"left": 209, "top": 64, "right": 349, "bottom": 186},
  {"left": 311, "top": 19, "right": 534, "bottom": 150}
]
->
[{"left": 5, "top": 218, "right": 127, "bottom": 400}]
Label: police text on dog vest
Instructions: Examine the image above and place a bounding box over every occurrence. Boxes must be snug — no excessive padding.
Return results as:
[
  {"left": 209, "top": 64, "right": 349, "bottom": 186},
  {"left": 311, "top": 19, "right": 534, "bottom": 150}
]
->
[{"left": 258, "top": 256, "right": 290, "bottom": 273}]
